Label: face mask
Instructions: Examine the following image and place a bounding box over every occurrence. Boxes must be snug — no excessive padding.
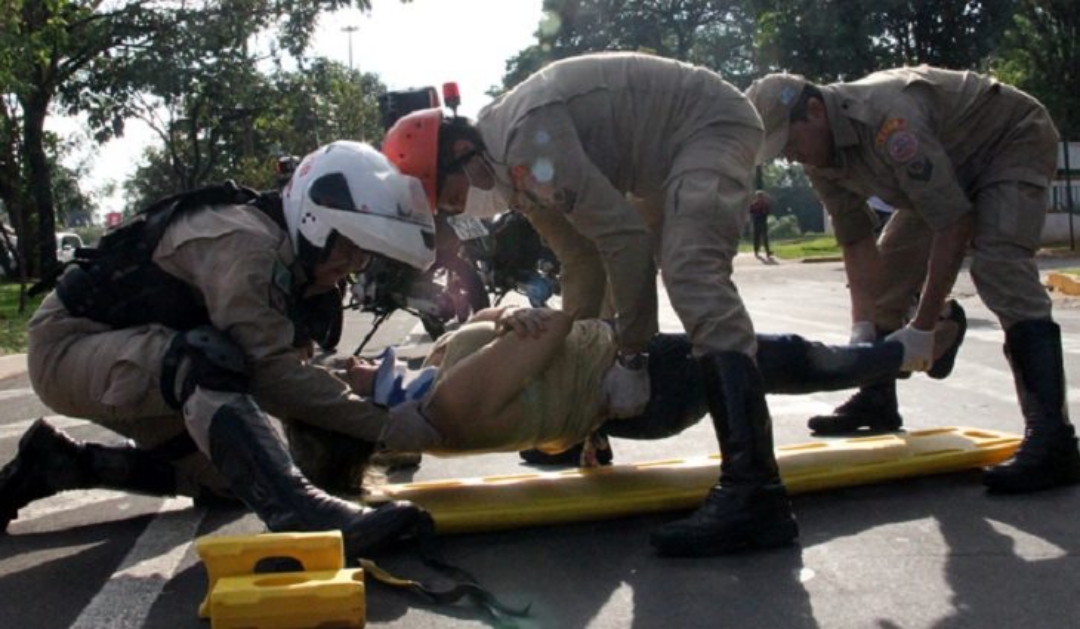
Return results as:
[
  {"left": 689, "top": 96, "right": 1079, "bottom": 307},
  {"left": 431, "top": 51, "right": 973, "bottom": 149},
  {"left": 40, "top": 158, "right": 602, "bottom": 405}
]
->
[{"left": 463, "top": 185, "right": 507, "bottom": 218}]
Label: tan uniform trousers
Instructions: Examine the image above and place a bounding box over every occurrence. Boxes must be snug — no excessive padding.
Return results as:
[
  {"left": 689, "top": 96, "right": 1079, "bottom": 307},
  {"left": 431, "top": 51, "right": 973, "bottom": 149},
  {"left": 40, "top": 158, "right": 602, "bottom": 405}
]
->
[
  {"left": 27, "top": 292, "right": 230, "bottom": 498},
  {"left": 521, "top": 123, "right": 760, "bottom": 358},
  {"left": 657, "top": 126, "right": 758, "bottom": 357},
  {"left": 875, "top": 180, "right": 1052, "bottom": 331}
]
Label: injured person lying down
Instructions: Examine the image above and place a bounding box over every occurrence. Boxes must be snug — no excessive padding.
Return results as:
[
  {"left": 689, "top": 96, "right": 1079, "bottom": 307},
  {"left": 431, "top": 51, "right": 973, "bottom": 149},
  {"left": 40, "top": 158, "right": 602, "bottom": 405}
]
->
[{"left": 289, "top": 301, "right": 966, "bottom": 485}]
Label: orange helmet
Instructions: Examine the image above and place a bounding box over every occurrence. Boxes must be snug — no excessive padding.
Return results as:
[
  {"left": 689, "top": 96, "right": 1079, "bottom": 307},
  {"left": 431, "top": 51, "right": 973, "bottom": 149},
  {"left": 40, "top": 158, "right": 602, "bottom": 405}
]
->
[{"left": 382, "top": 108, "right": 442, "bottom": 211}]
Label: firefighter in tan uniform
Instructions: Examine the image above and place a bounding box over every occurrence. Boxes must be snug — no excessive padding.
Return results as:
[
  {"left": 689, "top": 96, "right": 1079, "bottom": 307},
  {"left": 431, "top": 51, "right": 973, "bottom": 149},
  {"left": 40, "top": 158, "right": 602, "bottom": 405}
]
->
[
  {"left": 747, "top": 66, "right": 1080, "bottom": 493},
  {"left": 0, "top": 142, "right": 440, "bottom": 554},
  {"left": 382, "top": 52, "right": 798, "bottom": 557}
]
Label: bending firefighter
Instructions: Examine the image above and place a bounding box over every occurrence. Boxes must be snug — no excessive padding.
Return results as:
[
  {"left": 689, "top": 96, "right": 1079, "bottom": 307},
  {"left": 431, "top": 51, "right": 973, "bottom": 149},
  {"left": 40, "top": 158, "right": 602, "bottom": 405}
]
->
[
  {"left": 747, "top": 66, "right": 1080, "bottom": 493},
  {"left": 383, "top": 51, "right": 793, "bottom": 556},
  {"left": 0, "top": 142, "right": 437, "bottom": 556}
]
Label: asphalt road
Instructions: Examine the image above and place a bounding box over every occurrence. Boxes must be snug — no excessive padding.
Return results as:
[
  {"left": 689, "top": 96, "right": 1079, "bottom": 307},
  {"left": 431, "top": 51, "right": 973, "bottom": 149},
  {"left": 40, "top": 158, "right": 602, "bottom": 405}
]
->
[{"left": 1, "top": 252, "right": 1079, "bottom": 629}]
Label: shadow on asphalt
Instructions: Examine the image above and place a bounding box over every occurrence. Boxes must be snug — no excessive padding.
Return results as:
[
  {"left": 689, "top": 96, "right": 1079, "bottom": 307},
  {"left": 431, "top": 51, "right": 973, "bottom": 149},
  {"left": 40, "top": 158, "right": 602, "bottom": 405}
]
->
[
  {"left": 4, "top": 471, "right": 1076, "bottom": 628},
  {"left": 348, "top": 471, "right": 1076, "bottom": 628}
]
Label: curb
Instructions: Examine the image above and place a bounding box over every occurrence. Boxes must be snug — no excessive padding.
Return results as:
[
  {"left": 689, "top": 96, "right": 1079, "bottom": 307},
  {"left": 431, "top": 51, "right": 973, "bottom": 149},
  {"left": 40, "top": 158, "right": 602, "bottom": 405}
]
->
[
  {"left": 0, "top": 353, "right": 28, "bottom": 380},
  {"left": 801, "top": 255, "right": 843, "bottom": 264},
  {"left": 1046, "top": 271, "right": 1080, "bottom": 297}
]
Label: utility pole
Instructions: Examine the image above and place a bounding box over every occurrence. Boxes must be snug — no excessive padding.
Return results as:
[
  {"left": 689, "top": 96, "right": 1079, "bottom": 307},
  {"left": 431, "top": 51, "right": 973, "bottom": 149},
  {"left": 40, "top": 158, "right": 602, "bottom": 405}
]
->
[{"left": 342, "top": 25, "right": 359, "bottom": 70}]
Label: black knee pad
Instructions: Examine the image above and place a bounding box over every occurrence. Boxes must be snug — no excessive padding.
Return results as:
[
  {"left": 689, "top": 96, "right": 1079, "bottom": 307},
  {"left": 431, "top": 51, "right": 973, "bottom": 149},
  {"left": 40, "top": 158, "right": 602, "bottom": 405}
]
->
[{"left": 161, "top": 326, "right": 250, "bottom": 409}]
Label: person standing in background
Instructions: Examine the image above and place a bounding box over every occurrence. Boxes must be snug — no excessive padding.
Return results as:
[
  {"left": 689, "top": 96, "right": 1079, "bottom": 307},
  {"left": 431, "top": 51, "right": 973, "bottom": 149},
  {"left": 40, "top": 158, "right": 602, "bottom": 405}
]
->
[{"left": 749, "top": 189, "right": 774, "bottom": 259}]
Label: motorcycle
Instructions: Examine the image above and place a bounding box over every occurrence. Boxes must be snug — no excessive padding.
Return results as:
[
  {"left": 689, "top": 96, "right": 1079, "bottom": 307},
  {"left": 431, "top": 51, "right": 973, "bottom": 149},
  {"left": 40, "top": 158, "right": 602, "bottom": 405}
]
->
[
  {"left": 348, "top": 211, "right": 491, "bottom": 354},
  {"left": 461, "top": 210, "right": 561, "bottom": 309},
  {"left": 334, "top": 84, "right": 494, "bottom": 354}
]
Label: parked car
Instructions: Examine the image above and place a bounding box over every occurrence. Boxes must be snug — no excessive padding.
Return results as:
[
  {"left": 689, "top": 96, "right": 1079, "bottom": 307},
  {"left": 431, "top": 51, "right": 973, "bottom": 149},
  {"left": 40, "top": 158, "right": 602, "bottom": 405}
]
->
[
  {"left": 0, "top": 223, "right": 16, "bottom": 278},
  {"left": 56, "top": 231, "right": 84, "bottom": 263}
]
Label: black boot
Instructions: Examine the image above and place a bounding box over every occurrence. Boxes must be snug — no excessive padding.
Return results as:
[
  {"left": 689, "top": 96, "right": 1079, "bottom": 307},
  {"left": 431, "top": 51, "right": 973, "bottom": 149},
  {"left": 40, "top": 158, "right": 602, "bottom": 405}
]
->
[
  {"left": 650, "top": 352, "right": 798, "bottom": 556},
  {"left": 804, "top": 300, "right": 967, "bottom": 435},
  {"left": 0, "top": 418, "right": 179, "bottom": 533},
  {"left": 927, "top": 299, "right": 967, "bottom": 380},
  {"left": 205, "top": 397, "right": 425, "bottom": 557},
  {"left": 765, "top": 301, "right": 966, "bottom": 395},
  {"left": 759, "top": 334, "right": 904, "bottom": 395},
  {"left": 984, "top": 320, "right": 1080, "bottom": 493},
  {"left": 807, "top": 378, "right": 902, "bottom": 435}
]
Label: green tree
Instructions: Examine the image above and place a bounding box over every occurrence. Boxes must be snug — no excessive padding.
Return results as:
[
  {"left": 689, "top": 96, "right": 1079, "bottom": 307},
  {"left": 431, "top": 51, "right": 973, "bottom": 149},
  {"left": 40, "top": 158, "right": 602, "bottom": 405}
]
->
[
  {"left": 754, "top": 0, "right": 1016, "bottom": 82},
  {"left": 122, "top": 59, "right": 386, "bottom": 209},
  {"left": 48, "top": 135, "right": 95, "bottom": 228},
  {"left": 2, "top": 0, "right": 383, "bottom": 277},
  {"left": 762, "top": 161, "right": 823, "bottom": 232},
  {"left": 994, "top": 1, "right": 1079, "bottom": 135},
  {"left": 498, "top": 0, "right": 755, "bottom": 92},
  {"left": 753, "top": 0, "right": 881, "bottom": 80}
]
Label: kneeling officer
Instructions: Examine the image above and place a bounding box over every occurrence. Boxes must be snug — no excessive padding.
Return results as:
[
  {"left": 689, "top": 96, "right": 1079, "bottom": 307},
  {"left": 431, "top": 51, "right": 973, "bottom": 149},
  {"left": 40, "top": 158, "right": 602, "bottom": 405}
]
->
[{"left": 0, "top": 141, "right": 437, "bottom": 556}]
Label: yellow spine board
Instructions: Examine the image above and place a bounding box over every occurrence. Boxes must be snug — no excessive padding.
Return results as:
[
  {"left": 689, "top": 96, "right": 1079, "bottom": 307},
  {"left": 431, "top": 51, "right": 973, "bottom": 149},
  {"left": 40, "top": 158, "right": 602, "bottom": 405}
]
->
[
  {"left": 210, "top": 569, "right": 365, "bottom": 629},
  {"left": 194, "top": 531, "right": 345, "bottom": 619},
  {"left": 371, "top": 427, "right": 1019, "bottom": 535}
]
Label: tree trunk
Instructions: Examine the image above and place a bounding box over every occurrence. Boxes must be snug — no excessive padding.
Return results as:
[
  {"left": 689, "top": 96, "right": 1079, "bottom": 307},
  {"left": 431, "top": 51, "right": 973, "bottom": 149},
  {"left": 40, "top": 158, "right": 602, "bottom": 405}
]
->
[{"left": 20, "top": 91, "right": 58, "bottom": 280}]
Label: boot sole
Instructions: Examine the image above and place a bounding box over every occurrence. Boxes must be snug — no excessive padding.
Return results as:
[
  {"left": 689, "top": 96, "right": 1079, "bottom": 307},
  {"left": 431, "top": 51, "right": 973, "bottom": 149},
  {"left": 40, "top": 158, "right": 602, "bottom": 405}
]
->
[
  {"left": 928, "top": 300, "right": 967, "bottom": 380},
  {"left": 808, "top": 420, "right": 903, "bottom": 437},
  {"left": 984, "top": 465, "right": 1080, "bottom": 494},
  {"left": 0, "top": 420, "right": 60, "bottom": 533},
  {"left": 340, "top": 503, "right": 427, "bottom": 559},
  {"left": 653, "top": 518, "right": 799, "bottom": 557},
  {"left": 0, "top": 459, "right": 25, "bottom": 532}
]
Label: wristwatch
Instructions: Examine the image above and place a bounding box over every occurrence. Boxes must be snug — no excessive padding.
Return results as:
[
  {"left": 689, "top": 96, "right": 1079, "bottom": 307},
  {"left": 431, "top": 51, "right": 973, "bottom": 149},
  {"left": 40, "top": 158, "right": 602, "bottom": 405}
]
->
[{"left": 616, "top": 350, "right": 648, "bottom": 371}]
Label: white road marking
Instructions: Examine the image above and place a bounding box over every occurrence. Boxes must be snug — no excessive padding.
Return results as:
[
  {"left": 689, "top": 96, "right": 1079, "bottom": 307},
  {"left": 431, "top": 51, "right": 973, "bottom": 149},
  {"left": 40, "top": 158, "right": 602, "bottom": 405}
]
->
[
  {"left": 69, "top": 498, "right": 205, "bottom": 629},
  {"left": 14, "top": 489, "right": 138, "bottom": 524},
  {"left": 0, "top": 387, "right": 36, "bottom": 401}
]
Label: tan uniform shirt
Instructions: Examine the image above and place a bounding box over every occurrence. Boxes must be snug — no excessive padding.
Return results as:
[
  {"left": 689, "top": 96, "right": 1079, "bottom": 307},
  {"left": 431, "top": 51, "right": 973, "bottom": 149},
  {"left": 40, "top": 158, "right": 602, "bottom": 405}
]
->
[
  {"left": 30, "top": 204, "right": 389, "bottom": 443},
  {"left": 477, "top": 52, "right": 762, "bottom": 352},
  {"left": 157, "top": 204, "right": 389, "bottom": 441},
  {"left": 807, "top": 65, "right": 1059, "bottom": 246},
  {"left": 428, "top": 320, "right": 617, "bottom": 454}
]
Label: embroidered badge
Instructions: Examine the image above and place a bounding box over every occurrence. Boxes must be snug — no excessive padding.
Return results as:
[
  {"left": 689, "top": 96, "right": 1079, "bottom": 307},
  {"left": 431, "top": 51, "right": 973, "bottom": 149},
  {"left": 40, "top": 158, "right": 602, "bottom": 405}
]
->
[
  {"left": 780, "top": 85, "right": 798, "bottom": 106},
  {"left": 885, "top": 131, "right": 920, "bottom": 164},
  {"left": 272, "top": 261, "right": 292, "bottom": 293},
  {"left": 906, "top": 156, "right": 934, "bottom": 182},
  {"left": 510, "top": 164, "right": 532, "bottom": 188},
  {"left": 510, "top": 162, "right": 561, "bottom": 210},
  {"left": 875, "top": 118, "right": 906, "bottom": 145},
  {"left": 269, "top": 260, "right": 292, "bottom": 314}
]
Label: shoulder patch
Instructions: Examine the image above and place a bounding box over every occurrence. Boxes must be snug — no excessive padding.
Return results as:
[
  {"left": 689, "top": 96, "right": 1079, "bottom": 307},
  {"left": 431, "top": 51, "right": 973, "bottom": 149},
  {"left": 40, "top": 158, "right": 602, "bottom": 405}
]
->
[
  {"left": 906, "top": 156, "right": 934, "bottom": 182},
  {"left": 272, "top": 261, "right": 292, "bottom": 294},
  {"left": 510, "top": 164, "right": 533, "bottom": 189},
  {"left": 885, "top": 130, "right": 920, "bottom": 164},
  {"left": 875, "top": 118, "right": 906, "bottom": 145},
  {"left": 269, "top": 260, "right": 293, "bottom": 314}
]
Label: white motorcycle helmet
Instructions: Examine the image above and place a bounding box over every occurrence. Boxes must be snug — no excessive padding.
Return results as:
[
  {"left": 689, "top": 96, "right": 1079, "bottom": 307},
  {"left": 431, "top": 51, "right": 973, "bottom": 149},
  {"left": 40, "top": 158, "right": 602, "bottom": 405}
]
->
[{"left": 283, "top": 141, "right": 436, "bottom": 271}]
